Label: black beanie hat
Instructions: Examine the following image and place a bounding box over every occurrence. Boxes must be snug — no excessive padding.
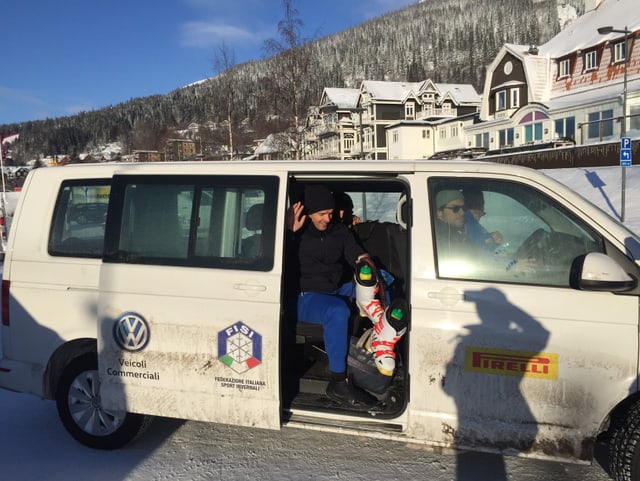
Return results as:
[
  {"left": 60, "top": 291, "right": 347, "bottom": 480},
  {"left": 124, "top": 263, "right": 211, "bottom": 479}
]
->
[{"left": 304, "top": 185, "right": 335, "bottom": 215}]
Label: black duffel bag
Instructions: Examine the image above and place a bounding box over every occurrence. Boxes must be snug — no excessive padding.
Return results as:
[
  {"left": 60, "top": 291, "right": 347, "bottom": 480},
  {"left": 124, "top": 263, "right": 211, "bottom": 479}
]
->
[{"left": 347, "top": 329, "right": 394, "bottom": 395}]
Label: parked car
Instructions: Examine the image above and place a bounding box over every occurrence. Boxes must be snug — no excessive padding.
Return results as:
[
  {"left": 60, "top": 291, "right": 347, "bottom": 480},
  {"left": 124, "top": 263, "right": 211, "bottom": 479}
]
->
[
  {"left": 1, "top": 161, "right": 640, "bottom": 481},
  {"left": 0, "top": 191, "right": 21, "bottom": 259}
]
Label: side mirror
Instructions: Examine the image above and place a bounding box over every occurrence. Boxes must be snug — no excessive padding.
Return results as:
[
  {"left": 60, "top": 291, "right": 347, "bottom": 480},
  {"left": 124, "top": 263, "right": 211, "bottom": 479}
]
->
[{"left": 575, "top": 252, "right": 637, "bottom": 292}]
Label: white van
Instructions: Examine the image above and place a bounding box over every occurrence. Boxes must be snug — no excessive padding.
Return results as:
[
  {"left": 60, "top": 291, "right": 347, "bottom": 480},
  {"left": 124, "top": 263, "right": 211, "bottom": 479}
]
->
[{"left": 2, "top": 161, "right": 640, "bottom": 480}]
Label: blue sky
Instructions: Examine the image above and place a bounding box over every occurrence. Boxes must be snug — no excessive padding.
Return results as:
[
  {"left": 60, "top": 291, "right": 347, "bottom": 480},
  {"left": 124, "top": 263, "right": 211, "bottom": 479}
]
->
[{"left": 0, "top": 0, "right": 416, "bottom": 126}]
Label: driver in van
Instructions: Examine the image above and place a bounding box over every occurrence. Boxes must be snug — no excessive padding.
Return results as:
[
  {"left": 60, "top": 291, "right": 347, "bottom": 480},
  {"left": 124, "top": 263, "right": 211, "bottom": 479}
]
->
[
  {"left": 434, "top": 189, "right": 536, "bottom": 274},
  {"left": 286, "top": 185, "right": 406, "bottom": 408}
]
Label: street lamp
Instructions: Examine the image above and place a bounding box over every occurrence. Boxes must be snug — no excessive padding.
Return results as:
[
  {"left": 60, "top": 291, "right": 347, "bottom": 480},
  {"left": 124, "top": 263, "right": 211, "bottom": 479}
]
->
[{"left": 598, "top": 25, "right": 629, "bottom": 221}]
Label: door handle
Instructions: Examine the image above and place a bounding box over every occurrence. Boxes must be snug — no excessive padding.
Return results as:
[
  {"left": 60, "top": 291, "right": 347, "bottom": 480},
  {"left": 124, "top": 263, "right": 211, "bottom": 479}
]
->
[
  {"left": 233, "top": 283, "right": 267, "bottom": 292},
  {"left": 428, "top": 287, "right": 464, "bottom": 306}
]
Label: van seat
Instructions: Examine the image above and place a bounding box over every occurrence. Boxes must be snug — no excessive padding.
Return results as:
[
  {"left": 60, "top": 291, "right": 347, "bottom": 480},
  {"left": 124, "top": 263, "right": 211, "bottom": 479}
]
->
[
  {"left": 242, "top": 203, "right": 263, "bottom": 257},
  {"left": 352, "top": 221, "right": 407, "bottom": 294},
  {"left": 295, "top": 320, "right": 324, "bottom": 343}
]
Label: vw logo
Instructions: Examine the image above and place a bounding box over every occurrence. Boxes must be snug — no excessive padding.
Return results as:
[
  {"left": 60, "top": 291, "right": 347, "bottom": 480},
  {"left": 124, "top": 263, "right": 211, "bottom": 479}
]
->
[{"left": 113, "top": 313, "right": 150, "bottom": 352}]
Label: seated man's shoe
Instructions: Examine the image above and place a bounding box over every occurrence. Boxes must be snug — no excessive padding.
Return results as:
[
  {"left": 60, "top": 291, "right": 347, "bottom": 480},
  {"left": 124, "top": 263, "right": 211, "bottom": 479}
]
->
[{"left": 326, "top": 378, "right": 376, "bottom": 408}]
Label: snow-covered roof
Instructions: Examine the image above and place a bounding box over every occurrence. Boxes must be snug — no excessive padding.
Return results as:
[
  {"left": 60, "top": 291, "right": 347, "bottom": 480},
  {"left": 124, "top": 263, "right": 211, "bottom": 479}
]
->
[
  {"left": 321, "top": 88, "right": 360, "bottom": 109},
  {"left": 435, "top": 83, "right": 482, "bottom": 104},
  {"left": 360, "top": 80, "right": 480, "bottom": 104},
  {"left": 254, "top": 133, "right": 293, "bottom": 155},
  {"left": 254, "top": 134, "right": 280, "bottom": 155},
  {"left": 1, "top": 133, "right": 19, "bottom": 144},
  {"left": 487, "top": 0, "right": 639, "bottom": 109},
  {"left": 522, "top": 50, "right": 553, "bottom": 102},
  {"left": 361, "top": 80, "right": 423, "bottom": 101},
  {"left": 539, "top": 0, "right": 640, "bottom": 58}
]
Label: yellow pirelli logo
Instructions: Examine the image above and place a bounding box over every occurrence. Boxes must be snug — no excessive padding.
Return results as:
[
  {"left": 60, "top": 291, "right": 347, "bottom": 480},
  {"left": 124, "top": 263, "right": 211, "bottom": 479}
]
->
[{"left": 465, "top": 347, "right": 558, "bottom": 380}]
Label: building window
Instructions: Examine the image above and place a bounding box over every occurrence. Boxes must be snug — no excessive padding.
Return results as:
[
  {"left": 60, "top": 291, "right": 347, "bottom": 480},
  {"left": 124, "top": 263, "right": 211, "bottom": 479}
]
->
[
  {"left": 450, "top": 125, "right": 459, "bottom": 137},
  {"left": 510, "top": 88, "right": 519, "bottom": 109},
  {"left": 587, "top": 110, "right": 614, "bottom": 139},
  {"left": 519, "top": 111, "right": 549, "bottom": 143},
  {"left": 392, "top": 131, "right": 399, "bottom": 143},
  {"left": 422, "top": 129, "right": 429, "bottom": 139},
  {"left": 344, "top": 138, "right": 354, "bottom": 151},
  {"left": 405, "top": 102, "right": 415, "bottom": 119},
  {"left": 554, "top": 117, "right": 575, "bottom": 140},
  {"left": 475, "top": 133, "right": 490, "bottom": 148},
  {"left": 440, "top": 128, "right": 447, "bottom": 139},
  {"left": 558, "top": 58, "right": 571, "bottom": 78},
  {"left": 496, "top": 90, "right": 507, "bottom": 111},
  {"left": 614, "top": 41, "right": 627, "bottom": 64},
  {"left": 524, "top": 123, "right": 543, "bottom": 143},
  {"left": 498, "top": 128, "right": 514, "bottom": 148},
  {"left": 584, "top": 51, "right": 597, "bottom": 71},
  {"left": 631, "top": 106, "right": 640, "bottom": 132}
]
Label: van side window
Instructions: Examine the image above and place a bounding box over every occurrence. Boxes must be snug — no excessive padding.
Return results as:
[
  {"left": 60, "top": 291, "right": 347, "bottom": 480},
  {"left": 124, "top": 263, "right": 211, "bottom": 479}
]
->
[
  {"left": 48, "top": 179, "right": 111, "bottom": 258},
  {"left": 429, "top": 178, "right": 605, "bottom": 287},
  {"left": 104, "top": 175, "right": 278, "bottom": 271}
]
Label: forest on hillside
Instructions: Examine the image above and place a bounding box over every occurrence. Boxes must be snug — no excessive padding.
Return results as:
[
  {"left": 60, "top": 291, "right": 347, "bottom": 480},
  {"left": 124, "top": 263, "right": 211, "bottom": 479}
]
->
[{"left": 1, "top": 0, "right": 584, "bottom": 163}]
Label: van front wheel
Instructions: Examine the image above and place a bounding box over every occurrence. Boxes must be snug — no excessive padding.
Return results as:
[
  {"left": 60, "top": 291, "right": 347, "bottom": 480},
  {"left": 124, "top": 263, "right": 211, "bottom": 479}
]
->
[
  {"left": 609, "top": 399, "right": 640, "bottom": 481},
  {"left": 56, "top": 353, "right": 149, "bottom": 449}
]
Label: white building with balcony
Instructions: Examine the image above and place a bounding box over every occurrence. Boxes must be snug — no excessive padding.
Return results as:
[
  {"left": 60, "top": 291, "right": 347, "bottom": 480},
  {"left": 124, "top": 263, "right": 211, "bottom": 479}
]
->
[{"left": 304, "top": 88, "right": 361, "bottom": 160}]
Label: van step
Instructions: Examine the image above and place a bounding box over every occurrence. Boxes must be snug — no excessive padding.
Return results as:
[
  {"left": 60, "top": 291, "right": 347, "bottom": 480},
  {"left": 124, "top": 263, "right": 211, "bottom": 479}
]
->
[
  {"left": 284, "top": 408, "right": 404, "bottom": 433},
  {"left": 299, "top": 377, "right": 328, "bottom": 395}
]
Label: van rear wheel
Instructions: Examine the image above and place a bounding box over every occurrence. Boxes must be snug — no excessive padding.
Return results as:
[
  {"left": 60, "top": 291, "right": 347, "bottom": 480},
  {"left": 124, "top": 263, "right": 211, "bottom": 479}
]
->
[
  {"left": 56, "top": 352, "right": 149, "bottom": 449},
  {"left": 609, "top": 399, "right": 640, "bottom": 481}
]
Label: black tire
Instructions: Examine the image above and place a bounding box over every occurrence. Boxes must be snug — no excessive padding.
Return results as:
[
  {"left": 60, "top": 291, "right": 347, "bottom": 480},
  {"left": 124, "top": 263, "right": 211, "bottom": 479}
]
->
[
  {"left": 56, "top": 352, "right": 150, "bottom": 449},
  {"left": 609, "top": 399, "right": 640, "bottom": 481}
]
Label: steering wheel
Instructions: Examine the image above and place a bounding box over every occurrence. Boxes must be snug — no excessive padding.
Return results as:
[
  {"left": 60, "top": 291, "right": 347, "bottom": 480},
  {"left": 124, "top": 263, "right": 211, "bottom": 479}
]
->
[{"left": 515, "top": 228, "right": 551, "bottom": 264}]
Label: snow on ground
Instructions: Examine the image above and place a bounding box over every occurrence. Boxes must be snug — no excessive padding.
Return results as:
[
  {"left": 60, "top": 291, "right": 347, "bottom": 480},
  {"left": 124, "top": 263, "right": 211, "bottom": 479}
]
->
[
  {"left": 1, "top": 165, "right": 638, "bottom": 481},
  {"left": 0, "top": 387, "right": 614, "bottom": 481},
  {"left": 544, "top": 165, "right": 640, "bottom": 232}
]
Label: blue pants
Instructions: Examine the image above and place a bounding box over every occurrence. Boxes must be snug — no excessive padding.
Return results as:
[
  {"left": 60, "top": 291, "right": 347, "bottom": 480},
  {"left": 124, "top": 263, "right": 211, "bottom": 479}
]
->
[{"left": 297, "top": 282, "right": 354, "bottom": 374}]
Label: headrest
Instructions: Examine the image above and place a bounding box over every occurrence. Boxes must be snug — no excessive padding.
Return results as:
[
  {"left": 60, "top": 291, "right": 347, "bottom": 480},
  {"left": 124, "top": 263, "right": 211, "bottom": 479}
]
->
[{"left": 245, "top": 204, "right": 263, "bottom": 231}]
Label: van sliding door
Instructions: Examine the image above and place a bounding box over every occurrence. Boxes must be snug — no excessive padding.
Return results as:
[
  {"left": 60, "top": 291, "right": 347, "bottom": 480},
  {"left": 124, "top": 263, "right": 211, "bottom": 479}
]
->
[{"left": 98, "top": 173, "right": 284, "bottom": 430}]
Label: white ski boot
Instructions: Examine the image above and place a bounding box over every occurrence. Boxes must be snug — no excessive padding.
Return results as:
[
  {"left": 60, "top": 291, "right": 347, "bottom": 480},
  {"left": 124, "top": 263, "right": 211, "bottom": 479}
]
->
[
  {"left": 354, "top": 260, "right": 385, "bottom": 324},
  {"left": 365, "top": 299, "right": 408, "bottom": 376},
  {"left": 354, "top": 260, "right": 408, "bottom": 376}
]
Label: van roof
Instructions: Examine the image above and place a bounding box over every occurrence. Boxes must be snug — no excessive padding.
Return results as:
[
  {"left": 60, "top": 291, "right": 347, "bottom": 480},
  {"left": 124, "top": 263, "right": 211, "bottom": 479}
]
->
[{"left": 31, "top": 159, "right": 538, "bottom": 176}]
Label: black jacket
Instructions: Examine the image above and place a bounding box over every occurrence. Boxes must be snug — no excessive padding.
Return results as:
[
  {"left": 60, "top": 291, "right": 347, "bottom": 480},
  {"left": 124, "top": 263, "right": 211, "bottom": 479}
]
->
[{"left": 296, "top": 221, "right": 365, "bottom": 293}]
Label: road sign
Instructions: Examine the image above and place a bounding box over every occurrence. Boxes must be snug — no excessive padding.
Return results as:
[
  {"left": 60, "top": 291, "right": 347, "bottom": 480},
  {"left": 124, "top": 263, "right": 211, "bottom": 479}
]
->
[{"left": 621, "top": 137, "right": 632, "bottom": 167}]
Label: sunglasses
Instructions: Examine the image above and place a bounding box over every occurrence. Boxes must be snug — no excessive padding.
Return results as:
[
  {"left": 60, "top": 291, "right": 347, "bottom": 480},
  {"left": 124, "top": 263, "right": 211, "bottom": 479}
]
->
[{"left": 443, "top": 205, "right": 464, "bottom": 213}]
